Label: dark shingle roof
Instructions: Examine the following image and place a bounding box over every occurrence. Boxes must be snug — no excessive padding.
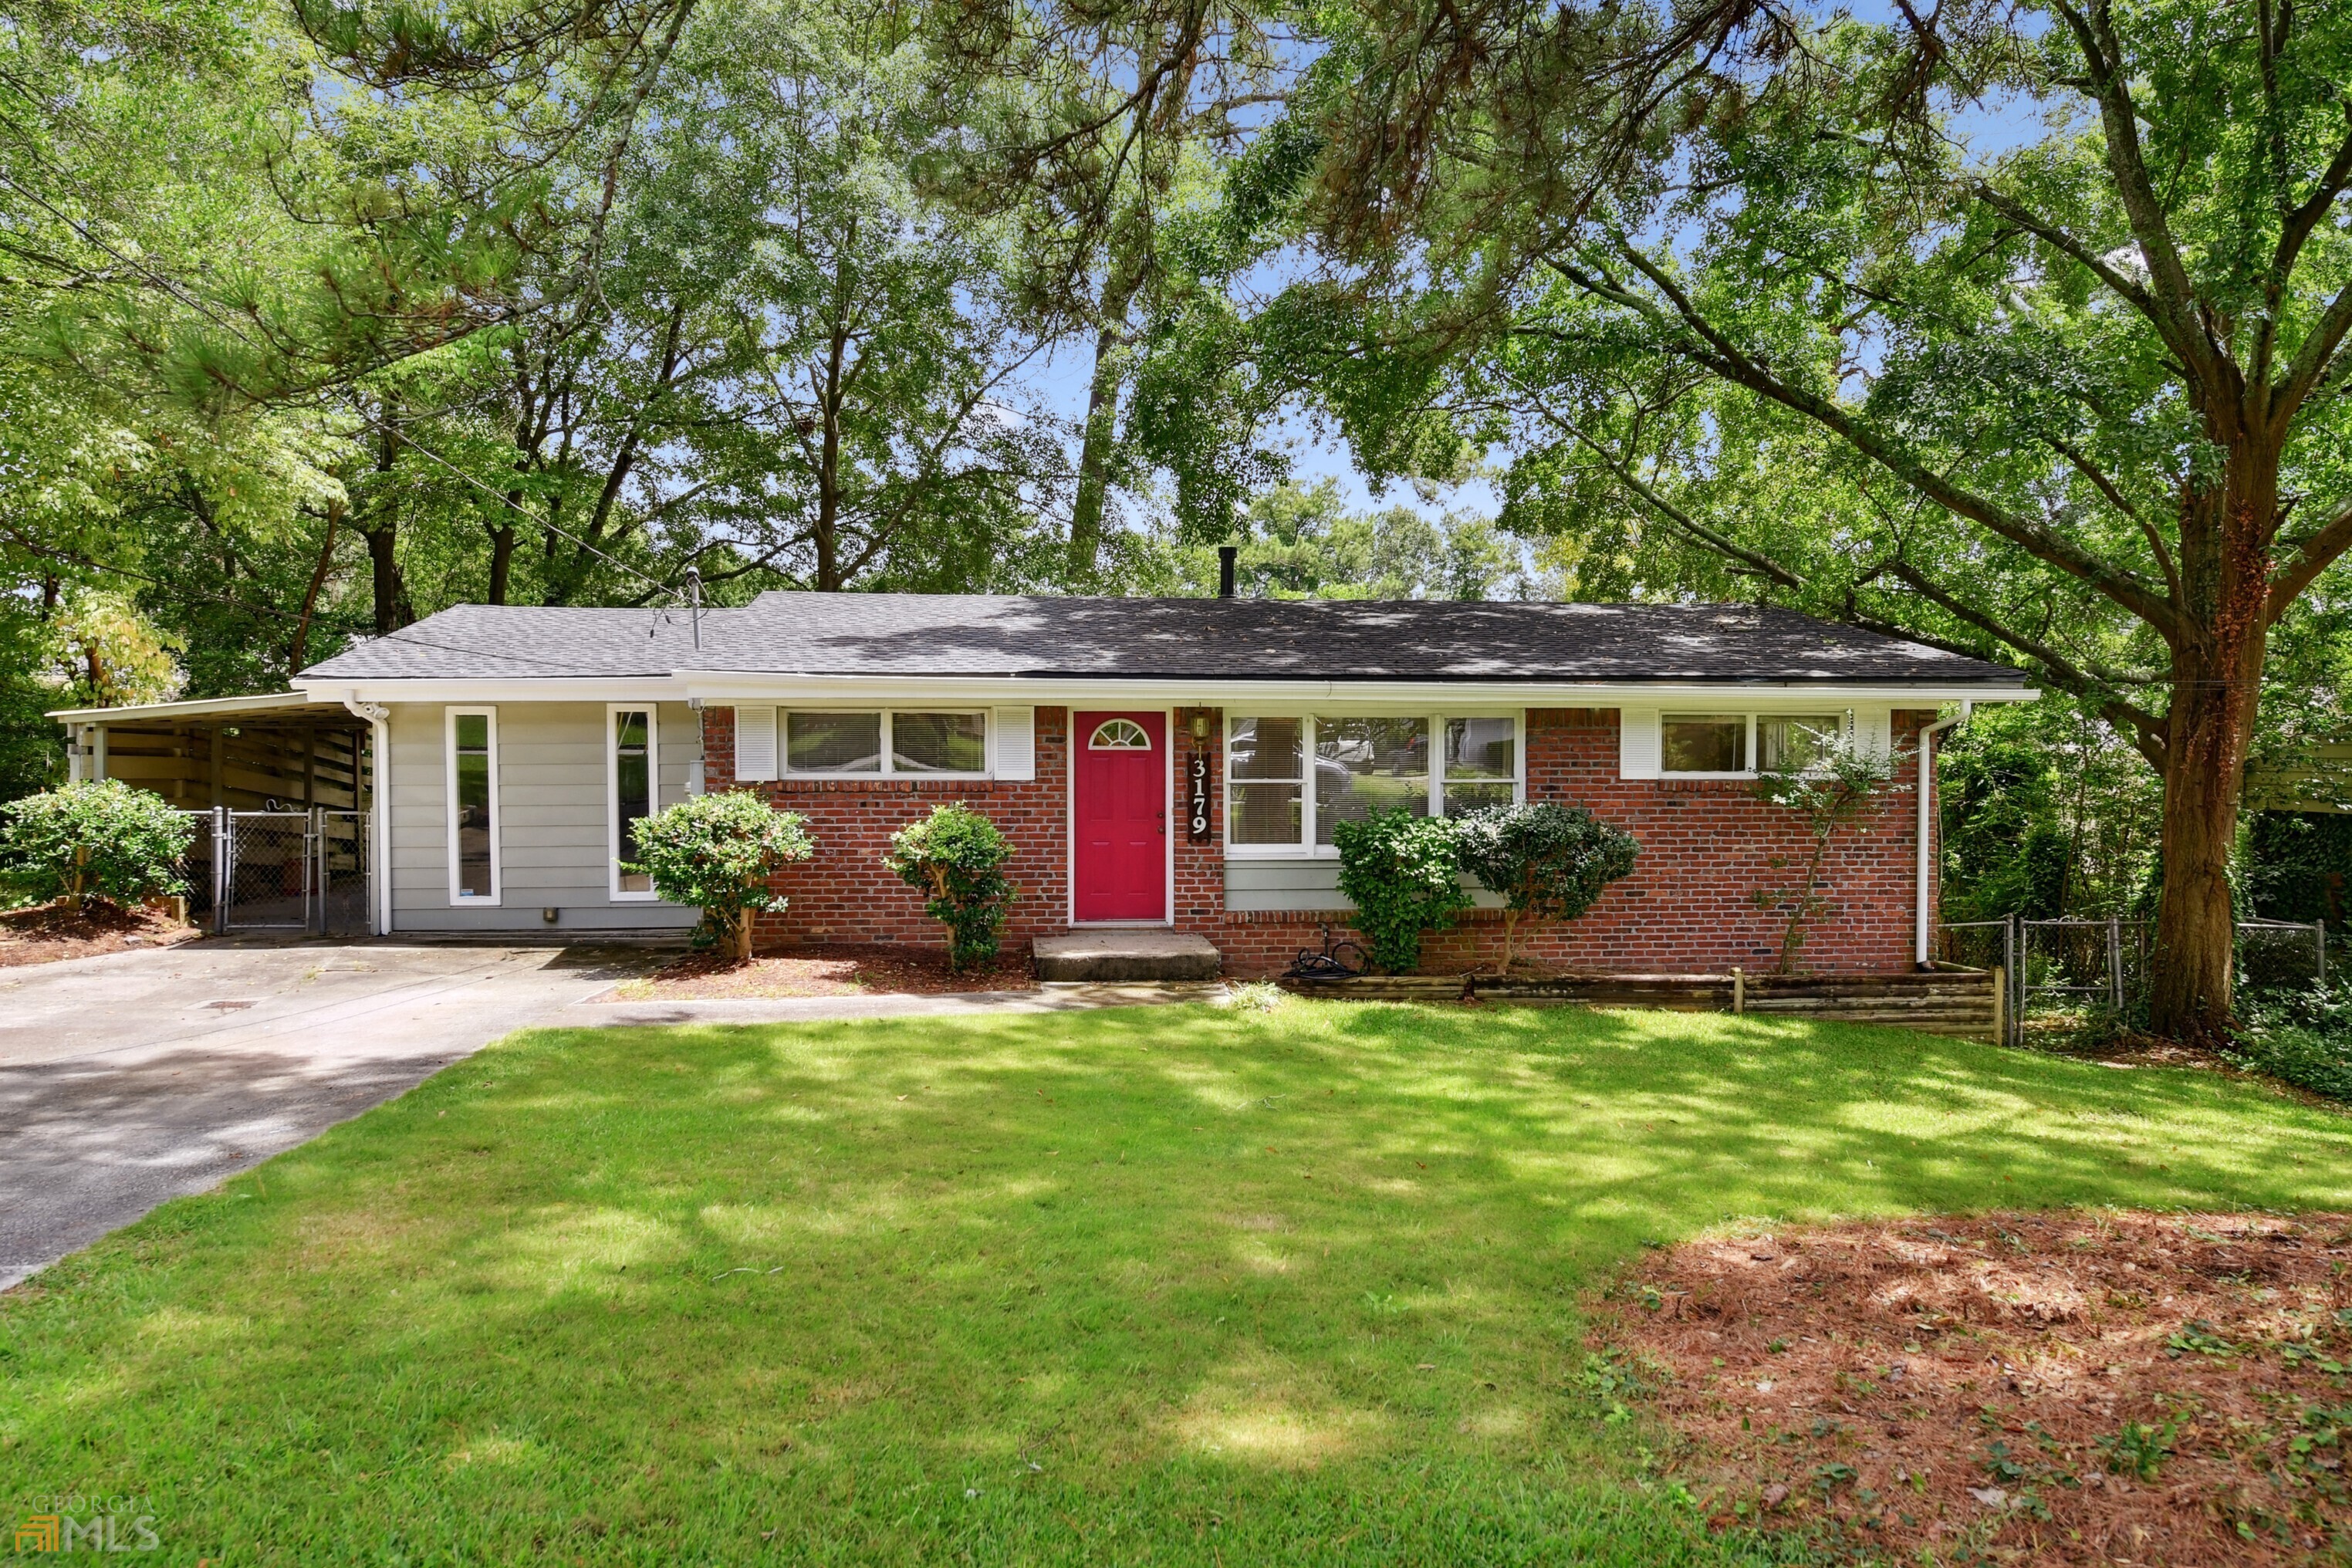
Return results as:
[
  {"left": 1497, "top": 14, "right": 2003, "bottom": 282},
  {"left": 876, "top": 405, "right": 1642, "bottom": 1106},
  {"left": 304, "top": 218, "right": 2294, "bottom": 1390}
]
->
[{"left": 301, "top": 593, "right": 2023, "bottom": 687}]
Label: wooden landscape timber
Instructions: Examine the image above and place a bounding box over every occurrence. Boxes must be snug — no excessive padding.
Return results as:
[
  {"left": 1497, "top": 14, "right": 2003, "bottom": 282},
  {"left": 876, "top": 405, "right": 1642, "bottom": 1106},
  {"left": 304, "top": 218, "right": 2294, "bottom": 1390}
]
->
[{"left": 1276, "top": 967, "right": 1999, "bottom": 1039}]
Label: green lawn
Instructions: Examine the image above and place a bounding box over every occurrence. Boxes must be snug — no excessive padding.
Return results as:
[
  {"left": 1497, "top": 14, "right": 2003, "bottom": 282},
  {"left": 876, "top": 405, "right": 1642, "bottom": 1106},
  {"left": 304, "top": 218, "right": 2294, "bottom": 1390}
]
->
[{"left": 8, "top": 1002, "right": 2352, "bottom": 1565}]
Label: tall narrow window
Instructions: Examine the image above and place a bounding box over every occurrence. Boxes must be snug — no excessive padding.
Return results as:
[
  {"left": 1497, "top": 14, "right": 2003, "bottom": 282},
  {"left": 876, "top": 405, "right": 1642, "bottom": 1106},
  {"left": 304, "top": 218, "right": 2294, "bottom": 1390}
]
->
[
  {"left": 610, "top": 707, "right": 657, "bottom": 897},
  {"left": 448, "top": 708, "right": 498, "bottom": 903},
  {"left": 1227, "top": 717, "right": 1304, "bottom": 847}
]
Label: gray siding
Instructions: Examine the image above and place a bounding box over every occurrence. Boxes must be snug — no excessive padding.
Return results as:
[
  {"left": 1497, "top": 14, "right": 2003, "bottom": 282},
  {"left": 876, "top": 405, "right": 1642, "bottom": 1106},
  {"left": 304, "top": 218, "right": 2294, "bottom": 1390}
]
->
[
  {"left": 386, "top": 701, "right": 700, "bottom": 932},
  {"left": 1223, "top": 859, "right": 1501, "bottom": 913}
]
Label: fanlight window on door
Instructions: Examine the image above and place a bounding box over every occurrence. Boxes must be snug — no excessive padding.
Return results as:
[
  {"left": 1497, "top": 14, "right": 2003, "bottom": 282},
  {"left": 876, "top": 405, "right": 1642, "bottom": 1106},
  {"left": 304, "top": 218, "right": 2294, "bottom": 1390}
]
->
[{"left": 1089, "top": 718, "right": 1151, "bottom": 751}]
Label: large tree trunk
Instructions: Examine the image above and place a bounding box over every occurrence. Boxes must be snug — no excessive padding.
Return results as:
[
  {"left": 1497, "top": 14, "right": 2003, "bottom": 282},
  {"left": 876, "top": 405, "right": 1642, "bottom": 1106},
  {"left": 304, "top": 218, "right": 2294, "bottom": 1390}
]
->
[
  {"left": 359, "top": 420, "right": 413, "bottom": 634},
  {"left": 1066, "top": 253, "right": 1147, "bottom": 582},
  {"left": 487, "top": 512, "right": 517, "bottom": 604},
  {"left": 2145, "top": 448, "right": 2273, "bottom": 1040},
  {"left": 1067, "top": 320, "right": 1126, "bottom": 580}
]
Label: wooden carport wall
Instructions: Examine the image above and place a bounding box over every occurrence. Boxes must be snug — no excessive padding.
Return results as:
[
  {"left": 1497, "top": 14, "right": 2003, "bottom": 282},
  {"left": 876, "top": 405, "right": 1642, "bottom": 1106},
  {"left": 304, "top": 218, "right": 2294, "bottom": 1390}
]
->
[{"left": 55, "top": 695, "right": 369, "bottom": 812}]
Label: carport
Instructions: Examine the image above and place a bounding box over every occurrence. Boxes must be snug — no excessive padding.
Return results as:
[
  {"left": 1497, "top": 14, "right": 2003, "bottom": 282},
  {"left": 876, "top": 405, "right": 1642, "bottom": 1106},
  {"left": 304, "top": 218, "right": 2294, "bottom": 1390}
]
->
[{"left": 47, "top": 691, "right": 381, "bottom": 934}]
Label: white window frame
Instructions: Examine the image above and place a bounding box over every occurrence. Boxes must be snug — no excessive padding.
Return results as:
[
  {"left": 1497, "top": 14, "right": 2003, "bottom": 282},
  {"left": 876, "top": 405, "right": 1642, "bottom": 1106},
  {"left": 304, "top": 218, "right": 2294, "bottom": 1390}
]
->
[
  {"left": 607, "top": 702, "right": 661, "bottom": 902},
  {"left": 445, "top": 705, "right": 501, "bottom": 905},
  {"left": 1660, "top": 709, "right": 1854, "bottom": 780},
  {"left": 779, "top": 708, "right": 992, "bottom": 779},
  {"left": 1223, "top": 711, "right": 1526, "bottom": 859}
]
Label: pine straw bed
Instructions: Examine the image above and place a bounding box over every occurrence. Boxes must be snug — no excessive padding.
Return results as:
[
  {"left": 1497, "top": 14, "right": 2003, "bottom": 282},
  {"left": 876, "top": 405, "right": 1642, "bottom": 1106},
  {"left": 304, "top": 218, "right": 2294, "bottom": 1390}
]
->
[
  {"left": 0, "top": 899, "right": 198, "bottom": 968},
  {"left": 1597, "top": 1211, "right": 2352, "bottom": 1564},
  {"left": 606, "top": 941, "right": 1036, "bottom": 999}
]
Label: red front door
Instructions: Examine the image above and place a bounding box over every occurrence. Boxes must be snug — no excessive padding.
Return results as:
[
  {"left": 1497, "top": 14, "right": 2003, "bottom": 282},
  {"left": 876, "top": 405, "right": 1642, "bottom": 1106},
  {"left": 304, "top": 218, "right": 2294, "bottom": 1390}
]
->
[{"left": 1073, "top": 711, "right": 1167, "bottom": 922}]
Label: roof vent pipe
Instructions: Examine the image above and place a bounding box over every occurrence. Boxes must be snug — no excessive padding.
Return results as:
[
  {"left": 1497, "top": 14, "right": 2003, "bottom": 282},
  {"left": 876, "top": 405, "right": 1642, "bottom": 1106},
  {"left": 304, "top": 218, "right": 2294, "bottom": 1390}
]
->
[{"left": 1217, "top": 546, "right": 1238, "bottom": 599}]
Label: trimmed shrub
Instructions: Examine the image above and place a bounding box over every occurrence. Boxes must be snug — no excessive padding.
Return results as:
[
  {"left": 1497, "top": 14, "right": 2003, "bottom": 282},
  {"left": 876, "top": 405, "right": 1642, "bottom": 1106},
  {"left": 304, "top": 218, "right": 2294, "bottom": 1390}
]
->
[
  {"left": 1332, "top": 809, "right": 1470, "bottom": 974},
  {"left": 0, "top": 780, "right": 194, "bottom": 911},
  {"left": 884, "top": 803, "right": 1016, "bottom": 971},
  {"left": 1453, "top": 802, "right": 1640, "bottom": 972},
  {"left": 623, "top": 790, "right": 813, "bottom": 958}
]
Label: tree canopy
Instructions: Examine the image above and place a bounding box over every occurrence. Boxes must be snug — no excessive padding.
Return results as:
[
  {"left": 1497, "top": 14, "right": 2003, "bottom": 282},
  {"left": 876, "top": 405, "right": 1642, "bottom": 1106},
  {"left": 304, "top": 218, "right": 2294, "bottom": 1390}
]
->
[{"left": 4, "top": 0, "right": 2350, "bottom": 1036}]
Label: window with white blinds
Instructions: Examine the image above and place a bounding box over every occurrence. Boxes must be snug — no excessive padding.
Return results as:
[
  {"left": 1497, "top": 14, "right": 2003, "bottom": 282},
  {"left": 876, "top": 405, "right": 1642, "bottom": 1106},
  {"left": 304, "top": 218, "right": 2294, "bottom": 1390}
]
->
[{"left": 727, "top": 706, "right": 997, "bottom": 781}]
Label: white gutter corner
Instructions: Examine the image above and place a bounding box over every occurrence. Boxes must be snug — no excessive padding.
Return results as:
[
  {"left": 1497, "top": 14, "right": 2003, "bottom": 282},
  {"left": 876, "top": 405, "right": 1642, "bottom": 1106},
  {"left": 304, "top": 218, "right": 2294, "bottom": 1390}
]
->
[{"left": 1915, "top": 701, "right": 1974, "bottom": 968}]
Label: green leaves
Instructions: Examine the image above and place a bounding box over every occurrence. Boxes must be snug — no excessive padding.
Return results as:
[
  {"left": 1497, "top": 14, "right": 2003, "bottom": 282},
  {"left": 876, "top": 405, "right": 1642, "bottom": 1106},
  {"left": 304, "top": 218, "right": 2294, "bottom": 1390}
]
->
[
  {"left": 1330, "top": 809, "right": 1472, "bottom": 974},
  {"left": 1452, "top": 801, "right": 1638, "bottom": 968},
  {"left": 623, "top": 790, "right": 813, "bottom": 956},
  {"left": 884, "top": 802, "right": 1016, "bottom": 970},
  {"left": 0, "top": 780, "right": 197, "bottom": 911},
  {"left": 1749, "top": 734, "right": 1895, "bottom": 974}
]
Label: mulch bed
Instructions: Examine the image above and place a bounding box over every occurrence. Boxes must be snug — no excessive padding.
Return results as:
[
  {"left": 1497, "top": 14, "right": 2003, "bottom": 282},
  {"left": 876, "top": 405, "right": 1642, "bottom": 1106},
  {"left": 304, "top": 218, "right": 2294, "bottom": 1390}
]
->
[
  {"left": 0, "top": 900, "right": 200, "bottom": 968},
  {"left": 1597, "top": 1211, "right": 2352, "bottom": 1563},
  {"left": 608, "top": 941, "right": 1037, "bottom": 999}
]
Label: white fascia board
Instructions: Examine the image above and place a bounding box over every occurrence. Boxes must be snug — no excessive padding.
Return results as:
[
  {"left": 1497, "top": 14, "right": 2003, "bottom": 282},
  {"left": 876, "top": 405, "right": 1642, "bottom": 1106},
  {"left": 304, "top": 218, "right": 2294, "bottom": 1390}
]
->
[
  {"left": 679, "top": 673, "right": 2041, "bottom": 708},
  {"left": 296, "top": 677, "right": 694, "bottom": 705},
  {"left": 46, "top": 690, "right": 316, "bottom": 723}
]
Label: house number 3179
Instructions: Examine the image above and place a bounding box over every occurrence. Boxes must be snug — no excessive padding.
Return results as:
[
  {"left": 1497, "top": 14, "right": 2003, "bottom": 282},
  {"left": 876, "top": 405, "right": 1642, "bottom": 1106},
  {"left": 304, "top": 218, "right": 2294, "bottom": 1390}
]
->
[{"left": 1186, "top": 754, "right": 1211, "bottom": 842}]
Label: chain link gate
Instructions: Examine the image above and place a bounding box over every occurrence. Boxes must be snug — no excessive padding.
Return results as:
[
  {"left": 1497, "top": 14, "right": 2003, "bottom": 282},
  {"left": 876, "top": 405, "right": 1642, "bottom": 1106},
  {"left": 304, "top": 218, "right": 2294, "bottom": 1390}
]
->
[{"left": 174, "top": 807, "right": 371, "bottom": 935}]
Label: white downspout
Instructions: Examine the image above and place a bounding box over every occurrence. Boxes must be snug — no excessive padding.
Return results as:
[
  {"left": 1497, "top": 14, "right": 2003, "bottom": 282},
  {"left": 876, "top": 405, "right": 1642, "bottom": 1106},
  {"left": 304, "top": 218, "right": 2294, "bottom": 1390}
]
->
[
  {"left": 343, "top": 696, "right": 394, "bottom": 935},
  {"left": 1915, "top": 701, "right": 1973, "bottom": 968}
]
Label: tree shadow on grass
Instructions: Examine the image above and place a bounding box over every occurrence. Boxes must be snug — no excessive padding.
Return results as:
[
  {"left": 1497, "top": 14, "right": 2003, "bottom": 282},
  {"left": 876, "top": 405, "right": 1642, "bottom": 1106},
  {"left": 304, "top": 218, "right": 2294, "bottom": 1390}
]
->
[{"left": 5, "top": 1001, "right": 2348, "bottom": 1564}]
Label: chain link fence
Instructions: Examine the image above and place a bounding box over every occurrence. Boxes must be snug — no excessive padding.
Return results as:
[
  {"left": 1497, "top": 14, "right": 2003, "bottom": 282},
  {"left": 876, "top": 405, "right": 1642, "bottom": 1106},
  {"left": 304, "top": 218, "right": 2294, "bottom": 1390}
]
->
[
  {"left": 173, "top": 807, "right": 370, "bottom": 935},
  {"left": 1937, "top": 914, "right": 2327, "bottom": 1046}
]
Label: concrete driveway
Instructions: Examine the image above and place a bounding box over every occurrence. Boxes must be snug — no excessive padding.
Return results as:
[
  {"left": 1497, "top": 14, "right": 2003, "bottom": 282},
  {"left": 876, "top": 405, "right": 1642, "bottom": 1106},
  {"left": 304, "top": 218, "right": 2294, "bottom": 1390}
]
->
[{"left": 0, "top": 940, "right": 660, "bottom": 1291}]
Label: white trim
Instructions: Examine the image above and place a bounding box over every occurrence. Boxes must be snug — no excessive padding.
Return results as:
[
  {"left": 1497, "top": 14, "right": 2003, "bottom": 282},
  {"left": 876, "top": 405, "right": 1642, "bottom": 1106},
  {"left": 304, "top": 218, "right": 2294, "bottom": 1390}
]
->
[
  {"left": 1651, "top": 708, "right": 1874, "bottom": 781},
  {"left": 1918, "top": 703, "right": 1973, "bottom": 965},
  {"left": 444, "top": 706, "right": 502, "bottom": 905},
  {"left": 606, "top": 703, "right": 660, "bottom": 902},
  {"left": 1086, "top": 718, "right": 1151, "bottom": 749},
  {"left": 1066, "top": 708, "right": 1174, "bottom": 927},
  {"left": 1222, "top": 709, "right": 1528, "bottom": 860},
  {"left": 48, "top": 689, "right": 319, "bottom": 723},
  {"left": 734, "top": 705, "right": 777, "bottom": 782}
]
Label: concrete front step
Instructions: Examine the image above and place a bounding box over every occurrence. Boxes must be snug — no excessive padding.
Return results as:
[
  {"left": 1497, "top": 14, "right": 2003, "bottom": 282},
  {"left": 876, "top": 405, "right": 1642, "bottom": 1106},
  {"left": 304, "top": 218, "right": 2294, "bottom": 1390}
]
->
[{"left": 1032, "top": 931, "right": 1223, "bottom": 982}]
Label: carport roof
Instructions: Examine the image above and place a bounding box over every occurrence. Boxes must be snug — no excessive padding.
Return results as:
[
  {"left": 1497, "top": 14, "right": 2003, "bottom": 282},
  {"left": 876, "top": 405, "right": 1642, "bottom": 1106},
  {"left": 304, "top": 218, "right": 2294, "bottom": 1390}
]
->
[{"left": 47, "top": 691, "right": 358, "bottom": 725}]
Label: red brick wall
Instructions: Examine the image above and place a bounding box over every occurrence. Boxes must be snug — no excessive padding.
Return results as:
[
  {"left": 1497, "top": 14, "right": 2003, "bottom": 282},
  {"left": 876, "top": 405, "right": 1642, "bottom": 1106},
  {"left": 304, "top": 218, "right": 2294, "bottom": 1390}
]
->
[
  {"left": 704, "top": 704, "right": 1072, "bottom": 948},
  {"left": 701, "top": 703, "right": 1941, "bottom": 976},
  {"left": 1188, "top": 708, "right": 1941, "bottom": 977}
]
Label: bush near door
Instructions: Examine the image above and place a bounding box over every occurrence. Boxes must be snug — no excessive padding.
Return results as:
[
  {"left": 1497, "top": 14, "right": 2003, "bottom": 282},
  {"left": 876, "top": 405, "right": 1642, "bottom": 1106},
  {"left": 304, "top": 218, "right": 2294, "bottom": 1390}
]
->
[{"left": 884, "top": 802, "right": 1016, "bottom": 971}]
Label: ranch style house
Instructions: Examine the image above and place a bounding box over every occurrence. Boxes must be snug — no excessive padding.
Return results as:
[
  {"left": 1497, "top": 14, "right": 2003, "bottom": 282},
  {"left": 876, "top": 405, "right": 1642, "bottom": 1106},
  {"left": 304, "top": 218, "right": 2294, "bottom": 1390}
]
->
[{"left": 50, "top": 589, "right": 2035, "bottom": 975}]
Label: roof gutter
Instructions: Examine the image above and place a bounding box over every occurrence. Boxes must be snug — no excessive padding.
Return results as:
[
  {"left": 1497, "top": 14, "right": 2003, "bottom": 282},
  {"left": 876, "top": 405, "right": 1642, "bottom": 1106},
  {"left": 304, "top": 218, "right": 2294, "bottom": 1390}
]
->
[{"left": 1916, "top": 701, "right": 1975, "bottom": 968}]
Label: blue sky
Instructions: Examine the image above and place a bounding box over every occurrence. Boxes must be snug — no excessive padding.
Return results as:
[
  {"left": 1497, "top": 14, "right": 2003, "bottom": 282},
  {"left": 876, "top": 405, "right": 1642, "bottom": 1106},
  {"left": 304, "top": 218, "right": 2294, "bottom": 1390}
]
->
[{"left": 1012, "top": 0, "right": 2059, "bottom": 541}]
